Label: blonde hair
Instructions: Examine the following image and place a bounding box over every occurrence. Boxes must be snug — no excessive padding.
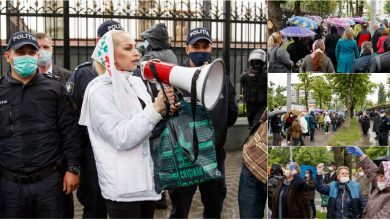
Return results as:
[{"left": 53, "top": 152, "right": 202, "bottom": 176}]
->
[
  {"left": 93, "top": 29, "right": 127, "bottom": 75},
  {"left": 343, "top": 29, "right": 354, "bottom": 40},
  {"left": 268, "top": 32, "right": 282, "bottom": 48}
]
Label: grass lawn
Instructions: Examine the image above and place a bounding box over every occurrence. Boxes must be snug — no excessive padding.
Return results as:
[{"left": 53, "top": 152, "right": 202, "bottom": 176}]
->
[
  {"left": 315, "top": 210, "right": 327, "bottom": 219},
  {"left": 329, "top": 118, "right": 361, "bottom": 146}
]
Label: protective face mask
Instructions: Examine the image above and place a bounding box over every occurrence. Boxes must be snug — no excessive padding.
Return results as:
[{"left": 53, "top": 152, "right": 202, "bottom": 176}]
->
[
  {"left": 11, "top": 55, "right": 38, "bottom": 77},
  {"left": 305, "top": 174, "right": 310, "bottom": 178},
  {"left": 144, "top": 39, "right": 150, "bottom": 50},
  {"left": 358, "top": 172, "right": 365, "bottom": 177},
  {"left": 283, "top": 169, "right": 291, "bottom": 178},
  {"left": 37, "top": 50, "right": 52, "bottom": 67},
  {"left": 290, "top": 114, "right": 293, "bottom": 117},
  {"left": 381, "top": 114, "right": 385, "bottom": 117},
  {"left": 377, "top": 181, "right": 386, "bottom": 191},
  {"left": 188, "top": 52, "right": 211, "bottom": 67},
  {"left": 339, "top": 176, "right": 350, "bottom": 184},
  {"left": 328, "top": 167, "right": 334, "bottom": 171}
]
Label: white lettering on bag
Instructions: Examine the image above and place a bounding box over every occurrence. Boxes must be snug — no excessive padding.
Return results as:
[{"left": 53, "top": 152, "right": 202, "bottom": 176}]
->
[{"left": 0, "top": 100, "right": 7, "bottom": 105}]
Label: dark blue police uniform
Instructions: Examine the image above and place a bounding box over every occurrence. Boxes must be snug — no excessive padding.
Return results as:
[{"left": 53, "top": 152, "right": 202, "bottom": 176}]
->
[
  {"left": 0, "top": 72, "right": 81, "bottom": 218},
  {"left": 66, "top": 62, "right": 107, "bottom": 218}
]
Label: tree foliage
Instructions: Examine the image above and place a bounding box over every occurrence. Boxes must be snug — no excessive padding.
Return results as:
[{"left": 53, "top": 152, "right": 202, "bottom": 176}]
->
[
  {"left": 385, "top": 0, "right": 390, "bottom": 14},
  {"left": 326, "top": 74, "right": 376, "bottom": 128},
  {"left": 311, "top": 75, "right": 332, "bottom": 110},
  {"left": 268, "top": 81, "right": 287, "bottom": 111},
  {"left": 297, "top": 73, "right": 312, "bottom": 111},
  {"left": 269, "top": 147, "right": 334, "bottom": 167},
  {"left": 378, "top": 82, "right": 386, "bottom": 105}
]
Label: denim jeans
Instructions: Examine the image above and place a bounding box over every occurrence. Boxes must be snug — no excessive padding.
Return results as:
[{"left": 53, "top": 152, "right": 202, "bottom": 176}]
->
[
  {"left": 238, "top": 164, "right": 267, "bottom": 219},
  {"left": 332, "top": 124, "right": 337, "bottom": 132}
]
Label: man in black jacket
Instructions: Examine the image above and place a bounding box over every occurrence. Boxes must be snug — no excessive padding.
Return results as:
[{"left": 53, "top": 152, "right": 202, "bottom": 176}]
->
[
  {"left": 240, "top": 49, "right": 267, "bottom": 128},
  {"left": 271, "top": 114, "right": 283, "bottom": 146},
  {"left": 169, "top": 27, "right": 238, "bottom": 219},
  {"left": 378, "top": 109, "right": 390, "bottom": 146},
  {"left": 0, "top": 31, "right": 81, "bottom": 218},
  {"left": 35, "top": 32, "right": 71, "bottom": 83}
]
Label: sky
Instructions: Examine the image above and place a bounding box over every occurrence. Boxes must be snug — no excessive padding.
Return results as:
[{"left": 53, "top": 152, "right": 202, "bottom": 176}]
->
[{"left": 268, "top": 73, "right": 390, "bottom": 103}]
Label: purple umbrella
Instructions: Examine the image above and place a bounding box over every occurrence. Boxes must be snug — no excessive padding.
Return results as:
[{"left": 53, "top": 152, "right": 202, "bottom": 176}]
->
[
  {"left": 352, "top": 17, "right": 367, "bottom": 24},
  {"left": 280, "top": 26, "right": 316, "bottom": 37},
  {"left": 325, "top": 17, "right": 351, "bottom": 28}
]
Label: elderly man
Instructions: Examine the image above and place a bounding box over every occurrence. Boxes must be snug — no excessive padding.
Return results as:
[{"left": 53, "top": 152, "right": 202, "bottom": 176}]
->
[{"left": 315, "top": 162, "right": 366, "bottom": 218}]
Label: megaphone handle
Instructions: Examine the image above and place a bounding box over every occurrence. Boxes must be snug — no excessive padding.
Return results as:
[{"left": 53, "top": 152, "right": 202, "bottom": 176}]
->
[
  {"left": 190, "top": 69, "right": 202, "bottom": 163},
  {"left": 149, "top": 62, "right": 170, "bottom": 117}
]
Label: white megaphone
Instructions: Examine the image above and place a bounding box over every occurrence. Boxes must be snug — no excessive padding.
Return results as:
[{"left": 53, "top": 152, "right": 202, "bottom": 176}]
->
[{"left": 140, "top": 58, "right": 225, "bottom": 111}]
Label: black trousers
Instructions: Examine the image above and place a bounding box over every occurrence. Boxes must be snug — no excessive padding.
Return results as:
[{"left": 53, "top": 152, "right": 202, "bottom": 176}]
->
[
  {"left": 0, "top": 172, "right": 64, "bottom": 218},
  {"left": 169, "top": 149, "right": 227, "bottom": 219},
  {"left": 105, "top": 200, "right": 155, "bottom": 219},
  {"left": 77, "top": 147, "right": 107, "bottom": 218},
  {"left": 379, "top": 131, "right": 389, "bottom": 146},
  {"left": 246, "top": 102, "right": 264, "bottom": 128},
  {"left": 310, "top": 129, "right": 315, "bottom": 141}
]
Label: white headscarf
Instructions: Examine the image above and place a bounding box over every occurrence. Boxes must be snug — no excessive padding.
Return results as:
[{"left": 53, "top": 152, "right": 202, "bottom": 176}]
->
[{"left": 79, "top": 30, "right": 152, "bottom": 127}]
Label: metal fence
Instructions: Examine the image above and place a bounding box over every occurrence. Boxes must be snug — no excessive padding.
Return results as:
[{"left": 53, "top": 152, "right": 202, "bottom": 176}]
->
[{"left": 0, "top": 0, "right": 267, "bottom": 96}]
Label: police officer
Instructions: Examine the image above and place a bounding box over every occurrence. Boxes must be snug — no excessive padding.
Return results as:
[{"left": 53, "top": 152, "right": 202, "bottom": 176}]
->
[
  {"left": 66, "top": 20, "right": 123, "bottom": 218},
  {"left": 0, "top": 31, "right": 81, "bottom": 218},
  {"left": 168, "top": 27, "right": 238, "bottom": 218},
  {"left": 240, "top": 49, "right": 267, "bottom": 128},
  {"left": 378, "top": 109, "right": 390, "bottom": 146}
]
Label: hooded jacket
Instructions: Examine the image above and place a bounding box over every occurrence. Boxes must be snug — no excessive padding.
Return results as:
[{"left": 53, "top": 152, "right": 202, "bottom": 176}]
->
[{"left": 79, "top": 31, "right": 162, "bottom": 202}]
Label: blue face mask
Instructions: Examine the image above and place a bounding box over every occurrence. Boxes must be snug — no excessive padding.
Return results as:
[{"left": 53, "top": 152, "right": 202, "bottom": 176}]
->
[
  {"left": 37, "top": 50, "right": 52, "bottom": 67},
  {"left": 12, "top": 55, "right": 38, "bottom": 77},
  {"left": 188, "top": 52, "right": 211, "bottom": 67}
]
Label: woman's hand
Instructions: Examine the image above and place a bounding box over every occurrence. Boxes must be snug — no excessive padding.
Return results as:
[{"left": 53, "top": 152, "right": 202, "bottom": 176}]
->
[{"left": 154, "top": 87, "right": 175, "bottom": 116}]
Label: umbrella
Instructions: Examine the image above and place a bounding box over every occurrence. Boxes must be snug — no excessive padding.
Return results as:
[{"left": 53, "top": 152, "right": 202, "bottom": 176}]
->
[
  {"left": 324, "top": 17, "right": 352, "bottom": 28},
  {"left": 373, "top": 155, "right": 390, "bottom": 166},
  {"left": 340, "top": 18, "right": 356, "bottom": 26},
  {"left": 268, "top": 110, "right": 287, "bottom": 118},
  {"left": 310, "top": 109, "right": 324, "bottom": 113},
  {"left": 280, "top": 26, "right": 316, "bottom": 37},
  {"left": 306, "top": 15, "right": 322, "bottom": 24},
  {"left": 352, "top": 17, "right": 367, "bottom": 24},
  {"left": 289, "top": 16, "right": 318, "bottom": 30}
]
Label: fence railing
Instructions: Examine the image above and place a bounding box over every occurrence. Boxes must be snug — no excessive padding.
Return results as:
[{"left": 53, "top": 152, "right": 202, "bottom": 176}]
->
[{"left": 0, "top": 0, "right": 267, "bottom": 114}]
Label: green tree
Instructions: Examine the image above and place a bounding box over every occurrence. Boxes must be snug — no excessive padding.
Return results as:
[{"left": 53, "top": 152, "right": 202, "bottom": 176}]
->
[
  {"left": 268, "top": 147, "right": 297, "bottom": 166},
  {"left": 311, "top": 75, "right": 332, "bottom": 110},
  {"left": 294, "top": 147, "right": 333, "bottom": 166},
  {"left": 378, "top": 82, "right": 386, "bottom": 105},
  {"left": 385, "top": 0, "right": 390, "bottom": 14},
  {"left": 327, "top": 74, "right": 375, "bottom": 128},
  {"left": 365, "top": 147, "right": 389, "bottom": 160},
  {"left": 297, "top": 73, "right": 312, "bottom": 111}
]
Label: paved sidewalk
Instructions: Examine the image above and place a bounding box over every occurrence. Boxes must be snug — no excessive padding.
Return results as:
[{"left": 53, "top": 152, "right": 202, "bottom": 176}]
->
[{"left": 74, "top": 150, "right": 243, "bottom": 219}]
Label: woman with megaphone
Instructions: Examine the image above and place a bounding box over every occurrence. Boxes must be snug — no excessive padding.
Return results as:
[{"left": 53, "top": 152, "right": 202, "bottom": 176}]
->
[{"left": 78, "top": 30, "right": 177, "bottom": 219}]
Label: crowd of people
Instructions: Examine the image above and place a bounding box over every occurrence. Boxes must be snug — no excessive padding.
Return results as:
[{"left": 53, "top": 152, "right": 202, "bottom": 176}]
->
[
  {"left": 270, "top": 110, "right": 345, "bottom": 146},
  {"left": 357, "top": 110, "right": 390, "bottom": 146},
  {"left": 268, "top": 21, "right": 390, "bottom": 73},
  {"left": 268, "top": 146, "right": 390, "bottom": 219},
  {"left": 0, "top": 20, "right": 268, "bottom": 219}
]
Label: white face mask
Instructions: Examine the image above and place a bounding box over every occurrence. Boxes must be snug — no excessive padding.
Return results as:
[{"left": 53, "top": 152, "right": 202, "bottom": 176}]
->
[
  {"left": 283, "top": 169, "right": 291, "bottom": 178},
  {"left": 381, "top": 113, "right": 386, "bottom": 117},
  {"left": 328, "top": 167, "right": 334, "bottom": 171},
  {"left": 305, "top": 174, "right": 310, "bottom": 178},
  {"left": 358, "top": 172, "right": 365, "bottom": 177},
  {"left": 339, "top": 176, "right": 350, "bottom": 183},
  {"left": 377, "top": 181, "right": 386, "bottom": 191}
]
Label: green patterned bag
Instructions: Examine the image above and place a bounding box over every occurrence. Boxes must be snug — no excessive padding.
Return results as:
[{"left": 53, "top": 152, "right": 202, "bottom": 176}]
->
[{"left": 149, "top": 101, "right": 222, "bottom": 193}]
